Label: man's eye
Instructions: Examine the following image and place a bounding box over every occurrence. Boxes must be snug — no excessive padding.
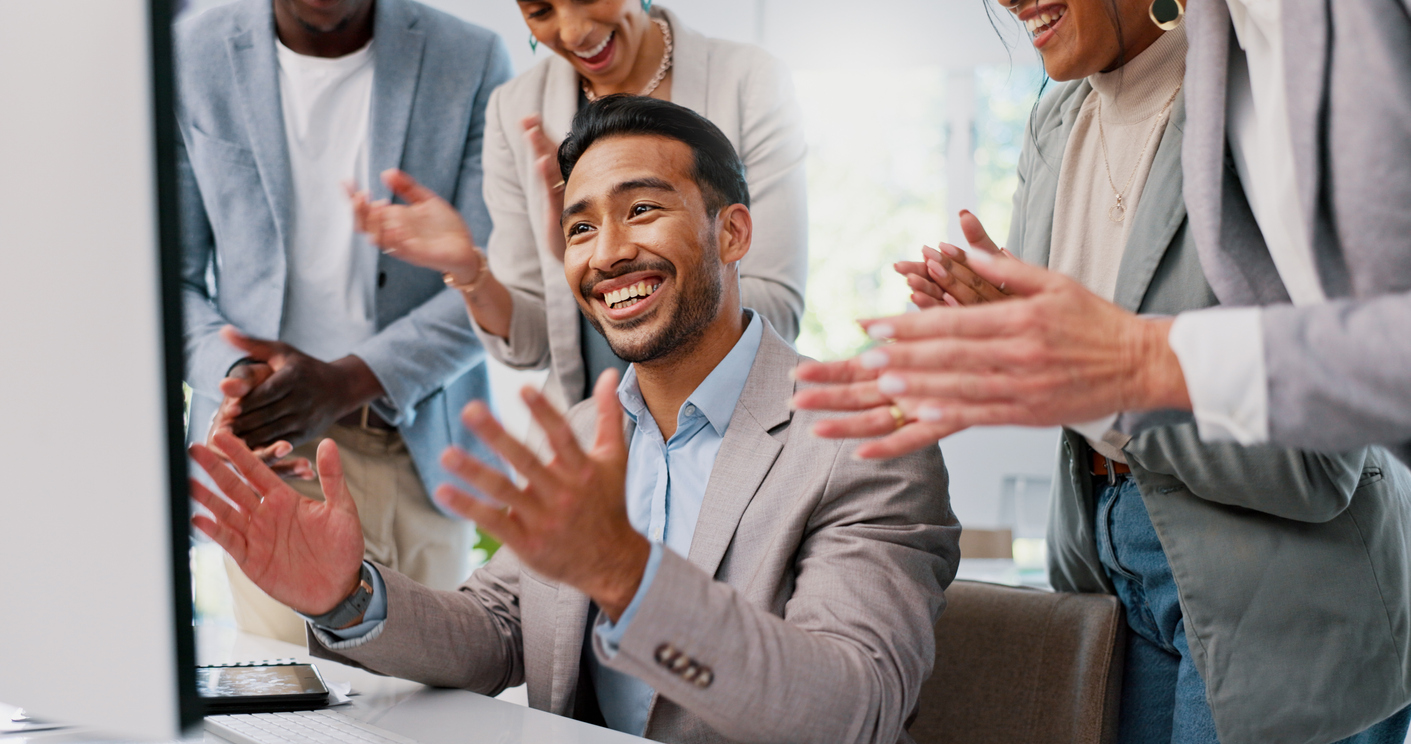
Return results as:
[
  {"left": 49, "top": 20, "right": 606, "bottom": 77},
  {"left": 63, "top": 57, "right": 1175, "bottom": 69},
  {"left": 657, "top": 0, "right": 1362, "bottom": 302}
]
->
[
  {"left": 631, "top": 204, "right": 657, "bottom": 217},
  {"left": 569, "top": 222, "right": 593, "bottom": 236}
]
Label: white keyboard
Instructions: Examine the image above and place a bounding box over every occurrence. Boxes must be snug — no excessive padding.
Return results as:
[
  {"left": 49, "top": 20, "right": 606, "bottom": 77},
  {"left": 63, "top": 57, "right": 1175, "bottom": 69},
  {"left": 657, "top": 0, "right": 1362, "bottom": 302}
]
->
[{"left": 205, "top": 710, "right": 421, "bottom": 744}]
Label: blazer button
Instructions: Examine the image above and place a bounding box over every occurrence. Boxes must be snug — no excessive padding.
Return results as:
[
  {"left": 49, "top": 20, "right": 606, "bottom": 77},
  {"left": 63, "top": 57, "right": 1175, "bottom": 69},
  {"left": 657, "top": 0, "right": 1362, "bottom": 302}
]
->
[
  {"left": 655, "top": 644, "right": 680, "bottom": 667},
  {"left": 377, "top": 271, "right": 388, "bottom": 289},
  {"left": 670, "top": 654, "right": 691, "bottom": 673},
  {"left": 693, "top": 668, "right": 714, "bottom": 689},
  {"left": 681, "top": 662, "right": 700, "bottom": 683}
]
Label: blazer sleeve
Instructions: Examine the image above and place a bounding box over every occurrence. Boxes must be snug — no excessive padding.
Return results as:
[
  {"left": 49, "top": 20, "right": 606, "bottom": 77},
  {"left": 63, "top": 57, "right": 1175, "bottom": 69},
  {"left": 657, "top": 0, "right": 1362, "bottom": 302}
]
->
[
  {"left": 350, "top": 37, "right": 515, "bottom": 419},
  {"left": 474, "top": 85, "right": 555, "bottom": 371},
  {"left": 594, "top": 442, "right": 960, "bottom": 744},
  {"left": 1260, "top": 296, "right": 1411, "bottom": 459},
  {"left": 734, "top": 52, "right": 809, "bottom": 343},
  {"left": 178, "top": 130, "right": 245, "bottom": 401},
  {"left": 307, "top": 549, "right": 526, "bottom": 694}
]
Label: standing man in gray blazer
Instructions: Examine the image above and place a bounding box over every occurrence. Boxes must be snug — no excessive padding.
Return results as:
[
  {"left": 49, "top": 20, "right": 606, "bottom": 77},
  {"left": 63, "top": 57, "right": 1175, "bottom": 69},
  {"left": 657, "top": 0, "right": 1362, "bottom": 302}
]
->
[
  {"left": 175, "top": 0, "right": 511, "bottom": 642},
  {"left": 187, "top": 96, "right": 959, "bottom": 744},
  {"left": 794, "top": 1, "right": 1411, "bottom": 468}
]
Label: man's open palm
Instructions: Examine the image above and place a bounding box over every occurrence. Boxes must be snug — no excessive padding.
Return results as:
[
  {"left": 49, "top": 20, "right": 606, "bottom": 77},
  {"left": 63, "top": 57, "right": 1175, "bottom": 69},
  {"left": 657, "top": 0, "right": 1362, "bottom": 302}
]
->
[{"left": 190, "top": 431, "right": 365, "bottom": 616}]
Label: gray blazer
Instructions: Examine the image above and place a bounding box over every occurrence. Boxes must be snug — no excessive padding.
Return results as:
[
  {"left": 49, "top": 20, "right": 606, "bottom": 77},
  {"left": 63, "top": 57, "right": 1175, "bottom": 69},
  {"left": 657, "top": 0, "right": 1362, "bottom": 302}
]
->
[
  {"left": 1013, "top": 79, "right": 1411, "bottom": 744},
  {"left": 175, "top": 0, "right": 511, "bottom": 496},
  {"left": 1182, "top": 0, "right": 1411, "bottom": 463},
  {"left": 308, "top": 322, "right": 961, "bottom": 744},
  {"left": 474, "top": 6, "right": 809, "bottom": 409}
]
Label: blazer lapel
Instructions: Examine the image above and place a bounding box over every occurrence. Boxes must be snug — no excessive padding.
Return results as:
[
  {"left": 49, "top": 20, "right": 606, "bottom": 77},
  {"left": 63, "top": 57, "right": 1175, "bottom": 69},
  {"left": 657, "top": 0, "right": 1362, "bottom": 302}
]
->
[
  {"left": 661, "top": 7, "right": 707, "bottom": 115},
  {"left": 225, "top": 1, "right": 294, "bottom": 256},
  {"left": 1018, "top": 83, "right": 1085, "bottom": 268},
  {"left": 685, "top": 326, "right": 791, "bottom": 577},
  {"left": 1113, "top": 94, "right": 1189, "bottom": 312},
  {"left": 368, "top": 0, "right": 425, "bottom": 200}
]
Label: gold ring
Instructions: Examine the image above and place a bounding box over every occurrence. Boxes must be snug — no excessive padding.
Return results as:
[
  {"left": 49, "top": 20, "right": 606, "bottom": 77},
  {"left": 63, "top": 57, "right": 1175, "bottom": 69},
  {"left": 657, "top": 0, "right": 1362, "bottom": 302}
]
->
[{"left": 888, "top": 404, "right": 906, "bottom": 431}]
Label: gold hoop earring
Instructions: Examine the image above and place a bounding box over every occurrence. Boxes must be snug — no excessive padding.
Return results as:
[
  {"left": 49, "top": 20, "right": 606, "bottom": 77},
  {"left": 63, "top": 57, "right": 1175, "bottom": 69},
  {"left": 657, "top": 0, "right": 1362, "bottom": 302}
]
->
[{"left": 1149, "top": 0, "right": 1184, "bottom": 30}]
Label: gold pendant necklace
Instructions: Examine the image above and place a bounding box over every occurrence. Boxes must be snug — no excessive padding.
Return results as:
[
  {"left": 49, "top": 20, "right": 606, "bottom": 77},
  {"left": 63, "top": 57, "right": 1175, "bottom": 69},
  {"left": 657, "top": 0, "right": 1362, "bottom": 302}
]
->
[{"left": 1096, "top": 83, "right": 1182, "bottom": 224}]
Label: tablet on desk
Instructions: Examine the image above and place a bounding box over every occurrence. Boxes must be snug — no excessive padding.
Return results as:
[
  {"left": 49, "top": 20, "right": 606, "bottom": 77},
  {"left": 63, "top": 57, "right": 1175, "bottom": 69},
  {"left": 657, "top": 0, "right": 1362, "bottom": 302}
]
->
[{"left": 198, "top": 662, "right": 330, "bottom": 714}]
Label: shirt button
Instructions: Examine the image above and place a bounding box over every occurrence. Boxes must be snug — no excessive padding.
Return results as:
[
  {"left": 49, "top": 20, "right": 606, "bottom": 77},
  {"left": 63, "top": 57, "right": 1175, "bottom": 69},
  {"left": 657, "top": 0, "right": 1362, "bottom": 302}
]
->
[
  {"left": 652, "top": 528, "right": 663, "bottom": 541},
  {"left": 684, "top": 404, "right": 697, "bottom": 417}
]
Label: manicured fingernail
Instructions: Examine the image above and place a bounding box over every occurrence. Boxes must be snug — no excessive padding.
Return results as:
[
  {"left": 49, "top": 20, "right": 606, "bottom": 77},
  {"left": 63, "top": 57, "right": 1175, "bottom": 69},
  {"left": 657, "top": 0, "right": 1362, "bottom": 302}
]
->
[
  {"left": 860, "top": 349, "right": 889, "bottom": 370},
  {"left": 867, "top": 323, "right": 895, "bottom": 340},
  {"left": 928, "top": 260, "right": 947, "bottom": 278},
  {"left": 967, "top": 248, "right": 995, "bottom": 265},
  {"left": 878, "top": 374, "right": 907, "bottom": 395},
  {"left": 918, "top": 406, "right": 944, "bottom": 423},
  {"left": 938, "top": 243, "right": 962, "bottom": 258}
]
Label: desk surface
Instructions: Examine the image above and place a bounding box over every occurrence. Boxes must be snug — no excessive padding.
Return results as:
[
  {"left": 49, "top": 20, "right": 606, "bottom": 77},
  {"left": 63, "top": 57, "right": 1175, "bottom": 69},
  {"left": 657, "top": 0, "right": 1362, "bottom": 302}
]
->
[{"left": 2, "top": 625, "right": 643, "bottom": 744}]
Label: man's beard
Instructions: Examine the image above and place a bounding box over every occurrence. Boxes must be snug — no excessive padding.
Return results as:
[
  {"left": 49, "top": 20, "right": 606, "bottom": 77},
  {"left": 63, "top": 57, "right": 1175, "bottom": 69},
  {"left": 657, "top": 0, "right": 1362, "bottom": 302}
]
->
[
  {"left": 283, "top": 0, "right": 362, "bottom": 34},
  {"left": 580, "top": 252, "right": 723, "bottom": 365}
]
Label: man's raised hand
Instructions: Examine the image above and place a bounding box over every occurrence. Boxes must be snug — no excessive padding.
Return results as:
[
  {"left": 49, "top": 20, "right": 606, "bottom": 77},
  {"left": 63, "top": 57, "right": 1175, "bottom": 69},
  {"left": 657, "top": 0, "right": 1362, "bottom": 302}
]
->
[
  {"left": 190, "top": 432, "right": 365, "bottom": 616},
  {"left": 208, "top": 360, "right": 313, "bottom": 479},
  {"left": 434, "top": 370, "right": 650, "bottom": 622}
]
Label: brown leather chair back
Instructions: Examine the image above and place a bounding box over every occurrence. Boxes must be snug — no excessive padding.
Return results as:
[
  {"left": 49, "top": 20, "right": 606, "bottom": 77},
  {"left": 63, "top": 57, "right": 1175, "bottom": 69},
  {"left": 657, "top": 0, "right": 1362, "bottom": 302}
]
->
[{"left": 910, "top": 580, "right": 1125, "bottom": 744}]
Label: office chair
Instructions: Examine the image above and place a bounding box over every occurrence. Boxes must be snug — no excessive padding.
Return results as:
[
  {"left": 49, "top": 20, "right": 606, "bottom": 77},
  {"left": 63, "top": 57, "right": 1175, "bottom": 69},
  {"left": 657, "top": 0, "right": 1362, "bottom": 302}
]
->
[{"left": 910, "top": 580, "right": 1125, "bottom": 744}]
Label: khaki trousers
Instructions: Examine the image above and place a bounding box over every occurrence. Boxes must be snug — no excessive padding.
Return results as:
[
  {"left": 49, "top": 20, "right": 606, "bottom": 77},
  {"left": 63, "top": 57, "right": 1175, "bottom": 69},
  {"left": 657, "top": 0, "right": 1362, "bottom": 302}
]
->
[{"left": 225, "top": 423, "right": 475, "bottom": 644}]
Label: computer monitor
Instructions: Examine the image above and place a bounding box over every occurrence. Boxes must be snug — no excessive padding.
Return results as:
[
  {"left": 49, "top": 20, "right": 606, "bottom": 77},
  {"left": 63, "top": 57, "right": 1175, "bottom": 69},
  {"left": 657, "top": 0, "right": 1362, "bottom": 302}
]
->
[{"left": 0, "top": 0, "right": 199, "bottom": 739}]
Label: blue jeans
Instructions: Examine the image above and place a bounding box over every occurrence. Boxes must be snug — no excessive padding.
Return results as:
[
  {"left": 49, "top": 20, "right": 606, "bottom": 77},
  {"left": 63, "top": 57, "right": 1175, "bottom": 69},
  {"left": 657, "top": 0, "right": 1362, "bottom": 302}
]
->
[{"left": 1094, "top": 474, "right": 1411, "bottom": 744}]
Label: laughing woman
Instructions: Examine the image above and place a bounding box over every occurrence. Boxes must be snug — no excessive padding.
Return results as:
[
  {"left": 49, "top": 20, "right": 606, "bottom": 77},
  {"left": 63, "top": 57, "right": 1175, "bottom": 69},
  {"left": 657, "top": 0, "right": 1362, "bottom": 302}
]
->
[
  {"left": 351, "top": 0, "right": 807, "bottom": 407},
  {"left": 888, "top": 1, "right": 1411, "bottom": 743}
]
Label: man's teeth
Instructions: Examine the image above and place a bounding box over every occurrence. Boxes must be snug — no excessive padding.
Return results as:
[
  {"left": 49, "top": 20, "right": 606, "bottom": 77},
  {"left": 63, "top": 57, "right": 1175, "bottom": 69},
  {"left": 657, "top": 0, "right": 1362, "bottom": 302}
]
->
[
  {"left": 1025, "top": 6, "right": 1066, "bottom": 35},
  {"left": 605, "top": 281, "right": 661, "bottom": 309},
  {"left": 573, "top": 32, "right": 613, "bottom": 59}
]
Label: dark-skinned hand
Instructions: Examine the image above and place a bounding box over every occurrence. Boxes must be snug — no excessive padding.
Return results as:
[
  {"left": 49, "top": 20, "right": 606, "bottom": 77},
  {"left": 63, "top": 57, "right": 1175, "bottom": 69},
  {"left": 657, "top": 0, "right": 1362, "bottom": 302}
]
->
[
  {"left": 219, "top": 326, "right": 384, "bottom": 449},
  {"left": 208, "top": 361, "right": 314, "bottom": 480},
  {"left": 190, "top": 431, "right": 365, "bottom": 616},
  {"left": 894, "top": 210, "right": 1014, "bottom": 308},
  {"left": 434, "top": 370, "right": 650, "bottom": 622}
]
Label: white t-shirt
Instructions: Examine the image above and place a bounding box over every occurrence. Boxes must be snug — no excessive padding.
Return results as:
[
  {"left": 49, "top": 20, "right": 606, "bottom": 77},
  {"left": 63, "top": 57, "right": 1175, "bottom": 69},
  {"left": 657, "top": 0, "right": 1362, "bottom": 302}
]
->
[
  {"left": 274, "top": 38, "right": 378, "bottom": 363},
  {"left": 1164, "top": 0, "right": 1326, "bottom": 444}
]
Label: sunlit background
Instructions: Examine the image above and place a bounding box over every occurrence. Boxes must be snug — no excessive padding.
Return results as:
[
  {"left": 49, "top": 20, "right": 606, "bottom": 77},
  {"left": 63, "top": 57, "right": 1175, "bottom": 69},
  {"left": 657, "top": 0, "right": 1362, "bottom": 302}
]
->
[{"left": 179, "top": 0, "right": 1062, "bottom": 623}]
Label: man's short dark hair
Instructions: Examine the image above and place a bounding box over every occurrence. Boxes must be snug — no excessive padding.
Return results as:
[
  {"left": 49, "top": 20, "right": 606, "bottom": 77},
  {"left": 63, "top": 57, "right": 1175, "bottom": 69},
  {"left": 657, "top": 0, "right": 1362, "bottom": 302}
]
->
[{"left": 558, "top": 95, "right": 750, "bottom": 215}]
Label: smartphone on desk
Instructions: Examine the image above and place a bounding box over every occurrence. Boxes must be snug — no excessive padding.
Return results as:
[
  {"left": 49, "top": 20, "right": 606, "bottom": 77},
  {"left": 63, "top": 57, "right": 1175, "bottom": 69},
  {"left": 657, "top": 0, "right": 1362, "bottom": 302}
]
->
[{"left": 198, "top": 662, "right": 330, "bottom": 714}]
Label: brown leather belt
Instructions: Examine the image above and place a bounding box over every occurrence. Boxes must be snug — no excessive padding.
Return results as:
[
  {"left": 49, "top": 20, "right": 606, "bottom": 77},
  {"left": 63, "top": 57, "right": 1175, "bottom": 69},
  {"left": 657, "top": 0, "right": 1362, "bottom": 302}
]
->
[
  {"left": 1091, "top": 451, "right": 1131, "bottom": 477},
  {"left": 337, "top": 404, "right": 396, "bottom": 432}
]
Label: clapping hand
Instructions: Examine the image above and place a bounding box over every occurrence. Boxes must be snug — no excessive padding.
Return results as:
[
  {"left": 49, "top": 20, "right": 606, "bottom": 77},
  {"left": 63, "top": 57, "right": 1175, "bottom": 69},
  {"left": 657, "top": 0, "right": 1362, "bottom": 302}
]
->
[
  {"left": 894, "top": 211, "right": 1014, "bottom": 308},
  {"left": 190, "top": 432, "right": 366, "bottom": 616},
  {"left": 208, "top": 361, "right": 313, "bottom": 480},
  {"left": 348, "top": 170, "right": 486, "bottom": 281},
  {"left": 433, "top": 370, "right": 650, "bottom": 622},
  {"left": 522, "top": 114, "right": 568, "bottom": 262}
]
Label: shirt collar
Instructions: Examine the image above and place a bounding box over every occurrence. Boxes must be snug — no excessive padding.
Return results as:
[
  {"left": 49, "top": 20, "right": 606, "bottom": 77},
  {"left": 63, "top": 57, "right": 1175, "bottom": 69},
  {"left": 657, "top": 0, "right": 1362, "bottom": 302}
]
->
[{"left": 616, "top": 310, "right": 764, "bottom": 437}]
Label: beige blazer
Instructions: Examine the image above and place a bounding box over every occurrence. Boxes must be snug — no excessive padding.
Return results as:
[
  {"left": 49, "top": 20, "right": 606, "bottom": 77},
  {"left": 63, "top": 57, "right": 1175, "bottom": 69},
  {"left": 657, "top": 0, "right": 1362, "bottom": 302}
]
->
[
  {"left": 309, "top": 322, "right": 960, "bottom": 744},
  {"left": 474, "top": 6, "right": 809, "bottom": 408}
]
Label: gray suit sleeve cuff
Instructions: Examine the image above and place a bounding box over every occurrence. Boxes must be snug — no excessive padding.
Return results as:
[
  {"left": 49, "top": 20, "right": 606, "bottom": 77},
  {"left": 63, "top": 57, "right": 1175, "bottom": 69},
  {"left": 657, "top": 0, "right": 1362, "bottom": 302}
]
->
[{"left": 302, "top": 561, "right": 389, "bottom": 650}]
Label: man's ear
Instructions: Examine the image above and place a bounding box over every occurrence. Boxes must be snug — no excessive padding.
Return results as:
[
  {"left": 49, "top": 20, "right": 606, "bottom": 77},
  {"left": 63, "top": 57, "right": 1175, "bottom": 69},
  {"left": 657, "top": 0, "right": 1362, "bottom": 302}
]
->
[{"left": 716, "top": 204, "right": 753, "bottom": 265}]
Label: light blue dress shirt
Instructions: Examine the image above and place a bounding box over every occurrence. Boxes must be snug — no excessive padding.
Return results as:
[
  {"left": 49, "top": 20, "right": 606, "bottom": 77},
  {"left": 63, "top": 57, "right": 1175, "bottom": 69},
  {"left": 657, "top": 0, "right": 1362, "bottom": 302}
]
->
[{"left": 311, "top": 311, "right": 764, "bottom": 737}]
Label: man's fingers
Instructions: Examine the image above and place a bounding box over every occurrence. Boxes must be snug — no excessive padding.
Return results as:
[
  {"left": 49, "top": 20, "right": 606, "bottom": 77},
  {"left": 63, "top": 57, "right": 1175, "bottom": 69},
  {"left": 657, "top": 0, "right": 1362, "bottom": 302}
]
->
[
  {"left": 440, "top": 446, "right": 535, "bottom": 514},
  {"left": 189, "top": 443, "right": 261, "bottom": 514},
  {"left": 958, "top": 209, "right": 1002, "bottom": 255},
  {"left": 192, "top": 515, "right": 247, "bottom": 565},
  {"left": 190, "top": 477, "right": 247, "bottom": 530},
  {"left": 269, "top": 457, "right": 315, "bottom": 480},
  {"left": 590, "top": 368, "right": 625, "bottom": 458},
  {"left": 213, "top": 430, "right": 295, "bottom": 500},
  {"left": 521, "top": 386, "right": 587, "bottom": 472},
  {"left": 792, "top": 379, "right": 892, "bottom": 412},
  {"left": 434, "top": 484, "right": 526, "bottom": 546},
  {"left": 460, "top": 401, "right": 558, "bottom": 490},
  {"left": 219, "top": 326, "right": 282, "bottom": 363},
  {"left": 381, "top": 168, "right": 439, "bottom": 204},
  {"left": 220, "top": 362, "right": 271, "bottom": 399},
  {"left": 315, "top": 439, "right": 357, "bottom": 516}
]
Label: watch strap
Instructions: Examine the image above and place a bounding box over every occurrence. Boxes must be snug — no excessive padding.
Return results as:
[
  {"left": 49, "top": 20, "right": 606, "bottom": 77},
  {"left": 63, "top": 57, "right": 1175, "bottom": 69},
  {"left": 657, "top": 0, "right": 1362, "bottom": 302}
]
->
[{"left": 306, "top": 563, "right": 375, "bottom": 630}]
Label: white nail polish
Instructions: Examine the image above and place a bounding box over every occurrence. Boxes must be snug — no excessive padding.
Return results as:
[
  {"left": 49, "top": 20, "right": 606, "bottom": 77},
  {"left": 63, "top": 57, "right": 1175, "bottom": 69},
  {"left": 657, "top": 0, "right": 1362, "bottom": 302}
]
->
[
  {"left": 867, "top": 323, "right": 896, "bottom": 340},
  {"left": 918, "top": 406, "right": 944, "bottom": 423},
  {"left": 878, "top": 374, "right": 907, "bottom": 396},
  {"left": 860, "top": 349, "right": 889, "bottom": 370}
]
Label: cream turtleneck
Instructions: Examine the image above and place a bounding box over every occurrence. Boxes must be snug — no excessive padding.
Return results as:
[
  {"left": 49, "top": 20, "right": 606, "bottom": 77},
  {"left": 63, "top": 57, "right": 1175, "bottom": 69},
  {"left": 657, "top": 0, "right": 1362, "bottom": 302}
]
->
[{"left": 1048, "top": 22, "right": 1186, "bottom": 463}]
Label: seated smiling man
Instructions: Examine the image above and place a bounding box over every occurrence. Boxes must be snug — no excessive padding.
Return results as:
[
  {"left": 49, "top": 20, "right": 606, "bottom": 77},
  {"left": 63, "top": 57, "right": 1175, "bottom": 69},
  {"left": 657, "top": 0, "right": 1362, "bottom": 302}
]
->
[{"left": 189, "top": 95, "right": 960, "bottom": 744}]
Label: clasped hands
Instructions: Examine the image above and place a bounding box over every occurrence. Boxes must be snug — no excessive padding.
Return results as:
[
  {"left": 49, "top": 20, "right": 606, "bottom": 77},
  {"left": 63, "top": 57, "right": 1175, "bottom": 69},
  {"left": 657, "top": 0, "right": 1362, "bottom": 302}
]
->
[
  {"left": 191, "top": 368, "right": 650, "bottom": 622},
  {"left": 792, "top": 210, "right": 1190, "bottom": 459}
]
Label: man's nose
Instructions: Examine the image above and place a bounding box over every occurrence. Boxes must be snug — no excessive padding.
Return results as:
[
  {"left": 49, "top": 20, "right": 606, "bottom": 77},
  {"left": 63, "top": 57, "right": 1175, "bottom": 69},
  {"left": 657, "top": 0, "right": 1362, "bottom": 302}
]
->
[{"left": 589, "top": 221, "right": 639, "bottom": 272}]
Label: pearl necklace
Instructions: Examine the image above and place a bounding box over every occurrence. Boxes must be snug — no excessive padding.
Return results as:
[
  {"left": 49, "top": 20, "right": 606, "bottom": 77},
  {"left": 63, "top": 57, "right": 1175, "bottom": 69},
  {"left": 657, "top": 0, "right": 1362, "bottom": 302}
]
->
[{"left": 582, "top": 17, "right": 673, "bottom": 102}]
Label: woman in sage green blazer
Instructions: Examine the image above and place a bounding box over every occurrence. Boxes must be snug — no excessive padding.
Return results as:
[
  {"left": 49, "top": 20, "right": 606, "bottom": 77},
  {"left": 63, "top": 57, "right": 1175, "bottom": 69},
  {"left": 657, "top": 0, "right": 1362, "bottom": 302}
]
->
[{"left": 900, "top": 1, "right": 1411, "bottom": 743}]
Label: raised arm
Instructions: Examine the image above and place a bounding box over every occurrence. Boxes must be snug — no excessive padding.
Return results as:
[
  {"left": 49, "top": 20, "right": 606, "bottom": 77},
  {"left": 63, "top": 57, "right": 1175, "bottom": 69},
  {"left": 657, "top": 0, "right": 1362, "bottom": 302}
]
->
[{"left": 177, "top": 132, "right": 245, "bottom": 400}]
